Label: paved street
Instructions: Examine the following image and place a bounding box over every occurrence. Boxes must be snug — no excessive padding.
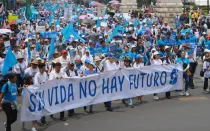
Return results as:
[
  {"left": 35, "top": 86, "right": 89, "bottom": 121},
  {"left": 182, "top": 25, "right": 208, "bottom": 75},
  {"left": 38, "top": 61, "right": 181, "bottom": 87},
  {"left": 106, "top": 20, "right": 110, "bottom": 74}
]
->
[{"left": 1, "top": 64, "right": 210, "bottom": 131}]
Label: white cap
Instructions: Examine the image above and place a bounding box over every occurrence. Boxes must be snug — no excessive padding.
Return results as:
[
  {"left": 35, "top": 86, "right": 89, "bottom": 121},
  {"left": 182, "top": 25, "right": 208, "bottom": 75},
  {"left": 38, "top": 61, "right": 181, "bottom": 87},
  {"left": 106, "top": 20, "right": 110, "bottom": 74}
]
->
[
  {"left": 123, "top": 34, "right": 126, "bottom": 37},
  {"left": 204, "top": 49, "right": 209, "bottom": 53},
  {"left": 154, "top": 51, "right": 159, "bottom": 55},
  {"left": 16, "top": 54, "right": 24, "bottom": 59},
  {"left": 165, "top": 46, "right": 170, "bottom": 49},
  {"left": 151, "top": 48, "right": 156, "bottom": 51}
]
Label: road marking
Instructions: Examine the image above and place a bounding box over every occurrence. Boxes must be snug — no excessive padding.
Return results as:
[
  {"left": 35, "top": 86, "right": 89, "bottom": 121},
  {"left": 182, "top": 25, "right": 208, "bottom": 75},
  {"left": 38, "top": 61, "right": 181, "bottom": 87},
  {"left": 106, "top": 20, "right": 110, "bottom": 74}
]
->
[{"left": 178, "top": 97, "right": 208, "bottom": 101}]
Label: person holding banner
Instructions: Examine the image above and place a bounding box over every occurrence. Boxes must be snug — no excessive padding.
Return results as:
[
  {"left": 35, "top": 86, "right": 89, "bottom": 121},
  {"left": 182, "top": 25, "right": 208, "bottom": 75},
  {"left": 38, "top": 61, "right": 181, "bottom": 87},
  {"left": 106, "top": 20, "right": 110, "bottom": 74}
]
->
[
  {"left": 33, "top": 63, "right": 48, "bottom": 125},
  {"left": 176, "top": 51, "right": 190, "bottom": 96},
  {"left": 150, "top": 51, "right": 163, "bottom": 100},
  {"left": 82, "top": 62, "right": 97, "bottom": 113},
  {"left": 133, "top": 54, "right": 144, "bottom": 102},
  {"left": 49, "top": 60, "right": 68, "bottom": 120}
]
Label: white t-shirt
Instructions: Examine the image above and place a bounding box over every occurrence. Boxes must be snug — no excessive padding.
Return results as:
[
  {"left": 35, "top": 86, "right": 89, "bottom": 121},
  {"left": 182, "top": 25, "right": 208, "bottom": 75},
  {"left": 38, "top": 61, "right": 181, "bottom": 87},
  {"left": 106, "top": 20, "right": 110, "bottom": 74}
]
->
[
  {"left": 103, "top": 60, "right": 119, "bottom": 71},
  {"left": 49, "top": 70, "right": 68, "bottom": 80},
  {"left": 34, "top": 72, "right": 48, "bottom": 84},
  {"left": 24, "top": 67, "right": 39, "bottom": 77},
  {"left": 151, "top": 59, "right": 162, "bottom": 65},
  {"left": 13, "top": 61, "right": 27, "bottom": 74},
  {"left": 59, "top": 56, "right": 71, "bottom": 67},
  {"left": 133, "top": 62, "right": 144, "bottom": 68}
]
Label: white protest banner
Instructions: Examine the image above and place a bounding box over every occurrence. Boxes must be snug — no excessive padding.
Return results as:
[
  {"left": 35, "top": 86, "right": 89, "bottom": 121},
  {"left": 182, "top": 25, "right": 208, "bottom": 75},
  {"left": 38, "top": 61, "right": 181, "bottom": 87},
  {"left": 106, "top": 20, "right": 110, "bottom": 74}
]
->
[
  {"left": 36, "top": 26, "right": 46, "bottom": 32},
  {"left": 21, "top": 64, "right": 183, "bottom": 122}
]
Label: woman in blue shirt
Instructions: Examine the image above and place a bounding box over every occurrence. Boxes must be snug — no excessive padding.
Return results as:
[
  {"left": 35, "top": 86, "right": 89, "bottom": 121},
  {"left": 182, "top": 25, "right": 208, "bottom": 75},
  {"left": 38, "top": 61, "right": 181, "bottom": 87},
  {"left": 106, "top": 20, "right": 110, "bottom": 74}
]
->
[
  {"left": 176, "top": 51, "right": 190, "bottom": 96},
  {"left": 83, "top": 62, "right": 97, "bottom": 113},
  {"left": 0, "top": 73, "right": 18, "bottom": 131}
]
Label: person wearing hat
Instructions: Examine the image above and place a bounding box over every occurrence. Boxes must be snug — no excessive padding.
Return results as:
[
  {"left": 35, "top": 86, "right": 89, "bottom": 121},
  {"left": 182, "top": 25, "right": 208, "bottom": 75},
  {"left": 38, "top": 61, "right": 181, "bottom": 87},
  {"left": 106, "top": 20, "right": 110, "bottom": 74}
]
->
[
  {"left": 61, "top": 62, "right": 79, "bottom": 117},
  {"left": 34, "top": 63, "right": 49, "bottom": 125},
  {"left": 121, "top": 57, "right": 134, "bottom": 107},
  {"left": 151, "top": 51, "right": 163, "bottom": 100},
  {"left": 94, "top": 56, "right": 103, "bottom": 73},
  {"left": 81, "top": 49, "right": 93, "bottom": 63},
  {"left": 13, "top": 54, "right": 27, "bottom": 95},
  {"left": 58, "top": 50, "right": 70, "bottom": 68},
  {"left": 24, "top": 59, "right": 39, "bottom": 77},
  {"left": 49, "top": 60, "right": 68, "bottom": 121},
  {"left": 161, "top": 22, "right": 170, "bottom": 35},
  {"left": 102, "top": 53, "right": 118, "bottom": 111},
  {"left": 202, "top": 53, "right": 210, "bottom": 93},
  {"left": 82, "top": 62, "right": 97, "bottom": 113}
]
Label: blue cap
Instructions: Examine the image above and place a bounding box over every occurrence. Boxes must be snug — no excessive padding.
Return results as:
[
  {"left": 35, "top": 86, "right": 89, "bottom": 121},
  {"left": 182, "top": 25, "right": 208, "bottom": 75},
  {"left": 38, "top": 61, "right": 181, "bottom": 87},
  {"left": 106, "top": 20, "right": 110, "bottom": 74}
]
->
[
  {"left": 107, "top": 53, "right": 114, "bottom": 57},
  {"left": 85, "top": 59, "right": 91, "bottom": 64},
  {"left": 170, "top": 53, "right": 176, "bottom": 57},
  {"left": 136, "top": 54, "right": 143, "bottom": 58}
]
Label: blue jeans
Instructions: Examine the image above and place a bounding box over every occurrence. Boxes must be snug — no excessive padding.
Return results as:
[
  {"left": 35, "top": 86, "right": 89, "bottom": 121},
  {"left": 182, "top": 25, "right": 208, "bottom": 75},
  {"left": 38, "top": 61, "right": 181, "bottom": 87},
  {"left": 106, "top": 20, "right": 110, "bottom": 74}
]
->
[{"left": 183, "top": 73, "right": 189, "bottom": 91}]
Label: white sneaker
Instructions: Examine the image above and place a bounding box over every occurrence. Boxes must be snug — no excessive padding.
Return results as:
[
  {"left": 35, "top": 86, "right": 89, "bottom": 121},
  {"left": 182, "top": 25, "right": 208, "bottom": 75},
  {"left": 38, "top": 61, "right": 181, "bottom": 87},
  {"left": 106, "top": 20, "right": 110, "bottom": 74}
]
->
[
  {"left": 4, "top": 122, "right": 7, "bottom": 131},
  {"left": 185, "top": 92, "right": 190, "bottom": 97},
  {"left": 31, "top": 127, "right": 37, "bottom": 131},
  {"left": 206, "top": 89, "right": 210, "bottom": 92},
  {"left": 153, "top": 96, "right": 159, "bottom": 100},
  {"left": 179, "top": 92, "right": 184, "bottom": 96}
]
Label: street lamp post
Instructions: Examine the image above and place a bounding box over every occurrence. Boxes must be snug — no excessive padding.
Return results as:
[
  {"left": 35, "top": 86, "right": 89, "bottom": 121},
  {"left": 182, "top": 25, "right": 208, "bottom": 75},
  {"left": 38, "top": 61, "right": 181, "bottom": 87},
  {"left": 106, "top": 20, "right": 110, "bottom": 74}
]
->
[
  {"left": 184, "top": 0, "right": 186, "bottom": 13},
  {"left": 208, "top": 0, "right": 209, "bottom": 15}
]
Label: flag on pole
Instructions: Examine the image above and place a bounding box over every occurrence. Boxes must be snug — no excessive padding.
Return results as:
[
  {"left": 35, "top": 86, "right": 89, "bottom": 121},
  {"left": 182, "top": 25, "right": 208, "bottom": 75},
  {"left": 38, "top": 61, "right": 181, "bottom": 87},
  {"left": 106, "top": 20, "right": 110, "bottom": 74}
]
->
[
  {"left": 25, "top": 0, "right": 32, "bottom": 19},
  {"left": 1, "top": 48, "right": 18, "bottom": 75}
]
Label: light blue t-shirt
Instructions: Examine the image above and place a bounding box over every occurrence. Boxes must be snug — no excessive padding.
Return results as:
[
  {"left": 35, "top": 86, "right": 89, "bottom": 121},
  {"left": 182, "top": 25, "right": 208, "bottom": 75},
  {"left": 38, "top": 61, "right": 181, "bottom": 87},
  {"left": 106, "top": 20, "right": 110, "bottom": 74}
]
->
[
  {"left": 1, "top": 81, "right": 17, "bottom": 102},
  {"left": 176, "top": 58, "right": 190, "bottom": 65}
]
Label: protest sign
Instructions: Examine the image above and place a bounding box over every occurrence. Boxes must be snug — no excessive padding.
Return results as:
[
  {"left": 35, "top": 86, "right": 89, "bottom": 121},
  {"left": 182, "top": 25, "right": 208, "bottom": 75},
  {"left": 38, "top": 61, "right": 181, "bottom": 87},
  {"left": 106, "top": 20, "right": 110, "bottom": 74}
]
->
[
  {"left": 169, "top": 31, "right": 176, "bottom": 46},
  {"left": 36, "top": 26, "right": 46, "bottom": 32},
  {"left": 21, "top": 64, "right": 183, "bottom": 122},
  {"left": 8, "top": 14, "right": 18, "bottom": 22}
]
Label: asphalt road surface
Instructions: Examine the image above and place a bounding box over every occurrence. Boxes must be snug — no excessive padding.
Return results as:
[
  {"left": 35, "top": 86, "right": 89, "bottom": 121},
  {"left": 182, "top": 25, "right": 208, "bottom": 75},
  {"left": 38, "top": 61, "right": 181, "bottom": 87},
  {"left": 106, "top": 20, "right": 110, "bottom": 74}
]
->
[{"left": 1, "top": 63, "right": 210, "bottom": 131}]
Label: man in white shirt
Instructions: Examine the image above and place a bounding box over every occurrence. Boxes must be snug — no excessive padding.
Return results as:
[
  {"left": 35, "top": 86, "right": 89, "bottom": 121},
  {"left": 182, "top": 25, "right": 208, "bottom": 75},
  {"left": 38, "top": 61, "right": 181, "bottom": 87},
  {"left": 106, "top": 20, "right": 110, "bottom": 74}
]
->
[
  {"left": 13, "top": 54, "right": 27, "bottom": 95},
  {"left": 24, "top": 59, "right": 39, "bottom": 78},
  {"left": 102, "top": 53, "right": 119, "bottom": 111},
  {"left": 49, "top": 61, "right": 67, "bottom": 121},
  {"left": 34, "top": 63, "right": 49, "bottom": 125}
]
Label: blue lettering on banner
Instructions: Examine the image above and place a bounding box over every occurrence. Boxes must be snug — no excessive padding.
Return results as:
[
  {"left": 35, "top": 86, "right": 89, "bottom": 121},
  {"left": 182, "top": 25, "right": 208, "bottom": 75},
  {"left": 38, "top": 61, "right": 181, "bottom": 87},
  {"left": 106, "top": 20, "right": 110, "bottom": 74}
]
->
[
  {"left": 48, "top": 87, "right": 54, "bottom": 106},
  {"left": 140, "top": 73, "right": 146, "bottom": 88},
  {"left": 68, "top": 84, "right": 74, "bottom": 102},
  {"left": 38, "top": 91, "right": 45, "bottom": 111},
  {"left": 80, "top": 81, "right": 87, "bottom": 99},
  {"left": 147, "top": 73, "right": 153, "bottom": 87},
  {"left": 170, "top": 69, "right": 178, "bottom": 85},
  {"left": 160, "top": 71, "right": 167, "bottom": 85},
  {"left": 154, "top": 72, "right": 159, "bottom": 86},
  {"left": 134, "top": 74, "right": 140, "bottom": 89},
  {"left": 118, "top": 76, "right": 124, "bottom": 91},
  {"left": 88, "top": 80, "right": 97, "bottom": 97},
  {"left": 54, "top": 86, "right": 59, "bottom": 105},
  {"left": 28, "top": 94, "right": 36, "bottom": 112},
  {"left": 111, "top": 76, "right": 117, "bottom": 93},
  {"left": 129, "top": 74, "right": 134, "bottom": 89},
  {"left": 60, "top": 85, "right": 66, "bottom": 104},
  {"left": 102, "top": 78, "right": 109, "bottom": 94}
]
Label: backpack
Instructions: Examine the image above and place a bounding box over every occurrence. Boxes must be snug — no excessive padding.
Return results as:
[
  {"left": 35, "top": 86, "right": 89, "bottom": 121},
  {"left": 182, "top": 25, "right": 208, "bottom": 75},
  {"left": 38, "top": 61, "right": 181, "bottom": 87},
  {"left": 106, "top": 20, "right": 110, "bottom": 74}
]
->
[{"left": 0, "top": 82, "right": 9, "bottom": 94}]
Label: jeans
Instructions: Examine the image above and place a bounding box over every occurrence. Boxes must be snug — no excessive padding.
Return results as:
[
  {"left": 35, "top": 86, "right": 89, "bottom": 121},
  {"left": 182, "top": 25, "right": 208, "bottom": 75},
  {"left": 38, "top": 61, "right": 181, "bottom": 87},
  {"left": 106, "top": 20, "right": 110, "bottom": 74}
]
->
[
  {"left": 203, "top": 78, "right": 209, "bottom": 90},
  {"left": 2, "top": 103, "right": 17, "bottom": 131},
  {"left": 183, "top": 73, "right": 189, "bottom": 91},
  {"left": 189, "top": 62, "right": 197, "bottom": 86}
]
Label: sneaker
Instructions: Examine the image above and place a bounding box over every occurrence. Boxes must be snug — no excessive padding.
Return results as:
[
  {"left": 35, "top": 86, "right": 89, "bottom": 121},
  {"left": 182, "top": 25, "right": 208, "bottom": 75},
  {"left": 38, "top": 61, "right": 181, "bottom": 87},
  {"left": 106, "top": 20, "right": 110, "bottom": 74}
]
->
[
  {"left": 4, "top": 122, "right": 7, "bottom": 131},
  {"left": 203, "top": 89, "right": 209, "bottom": 93},
  {"left": 179, "top": 92, "right": 184, "bottom": 96},
  {"left": 206, "top": 89, "right": 210, "bottom": 92},
  {"left": 153, "top": 96, "right": 159, "bottom": 100},
  {"left": 185, "top": 92, "right": 190, "bottom": 97},
  {"left": 22, "top": 122, "right": 25, "bottom": 129},
  {"left": 31, "top": 127, "right": 37, "bottom": 131}
]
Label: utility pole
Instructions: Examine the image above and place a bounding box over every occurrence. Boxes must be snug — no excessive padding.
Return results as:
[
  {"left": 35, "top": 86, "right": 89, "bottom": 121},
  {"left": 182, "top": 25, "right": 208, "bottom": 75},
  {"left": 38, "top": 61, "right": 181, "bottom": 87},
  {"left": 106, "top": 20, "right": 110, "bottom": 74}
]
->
[{"left": 208, "top": 0, "right": 209, "bottom": 15}]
